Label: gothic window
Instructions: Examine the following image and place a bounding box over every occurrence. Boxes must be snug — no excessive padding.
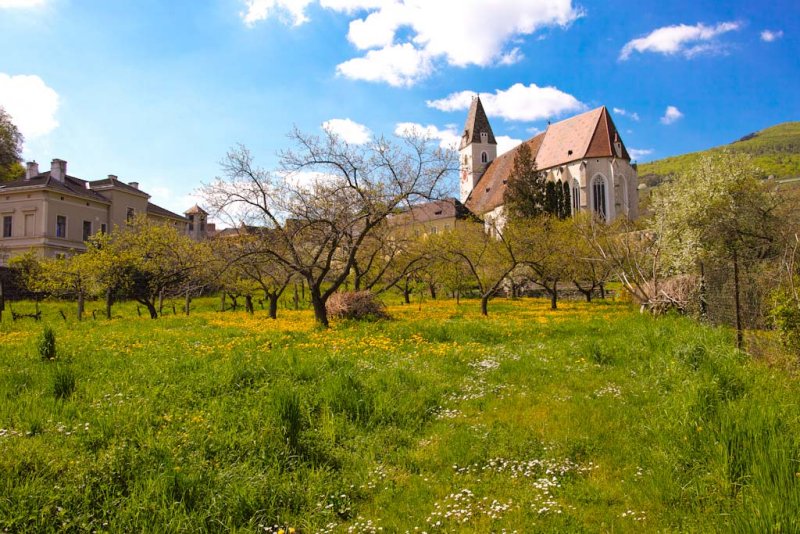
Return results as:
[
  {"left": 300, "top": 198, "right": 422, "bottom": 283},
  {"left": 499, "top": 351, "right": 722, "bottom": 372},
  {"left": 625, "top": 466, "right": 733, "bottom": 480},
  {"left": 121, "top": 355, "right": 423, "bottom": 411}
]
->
[
  {"left": 592, "top": 176, "right": 607, "bottom": 220},
  {"left": 481, "top": 151, "right": 488, "bottom": 163},
  {"left": 572, "top": 179, "right": 581, "bottom": 215}
]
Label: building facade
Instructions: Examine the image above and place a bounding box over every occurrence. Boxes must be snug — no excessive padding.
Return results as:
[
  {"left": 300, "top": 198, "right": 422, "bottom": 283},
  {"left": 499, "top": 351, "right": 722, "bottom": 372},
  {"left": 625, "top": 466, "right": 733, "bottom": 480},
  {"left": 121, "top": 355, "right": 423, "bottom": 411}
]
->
[
  {"left": 460, "top": 97, "right": 639, "bottom": 230},
  {"left": 0, "top": 158, "right": 193, "bottom": 265}
]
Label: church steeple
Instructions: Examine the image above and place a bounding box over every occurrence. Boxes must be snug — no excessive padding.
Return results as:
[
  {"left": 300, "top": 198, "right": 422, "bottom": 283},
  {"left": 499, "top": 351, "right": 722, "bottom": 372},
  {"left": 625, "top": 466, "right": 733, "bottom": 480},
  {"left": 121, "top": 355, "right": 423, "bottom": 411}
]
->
[{"left": 459, "top": 96, "right": 497, "bottom": 203}]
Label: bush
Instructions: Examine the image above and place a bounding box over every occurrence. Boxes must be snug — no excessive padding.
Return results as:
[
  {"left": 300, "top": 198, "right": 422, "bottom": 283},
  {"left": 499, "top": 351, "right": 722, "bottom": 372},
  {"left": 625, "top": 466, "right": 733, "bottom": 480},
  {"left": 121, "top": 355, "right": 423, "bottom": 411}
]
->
[
  {"left": 326, "top": 291, "right": 389, "bottom": 321},
  {"left": 770, "top": 291, "right": 800, "bottom": 354},
  {"left": 38, "top": 325, "right": 56, "bottom": 360}
]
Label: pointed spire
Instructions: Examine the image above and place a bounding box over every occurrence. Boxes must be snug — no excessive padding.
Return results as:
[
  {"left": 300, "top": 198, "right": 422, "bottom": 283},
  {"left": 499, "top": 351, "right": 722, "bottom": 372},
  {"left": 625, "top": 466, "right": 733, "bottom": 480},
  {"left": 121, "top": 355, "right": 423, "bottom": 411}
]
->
[{"left": 459, "top": 95, "right": 497, "bottom": 150}]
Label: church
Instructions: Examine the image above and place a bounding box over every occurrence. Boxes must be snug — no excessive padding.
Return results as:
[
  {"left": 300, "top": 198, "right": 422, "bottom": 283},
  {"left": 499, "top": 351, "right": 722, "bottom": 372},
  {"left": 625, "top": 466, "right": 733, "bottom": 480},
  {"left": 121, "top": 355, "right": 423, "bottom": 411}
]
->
[{"left": 460, "top": 96, "right": 638, "bottom": 229}]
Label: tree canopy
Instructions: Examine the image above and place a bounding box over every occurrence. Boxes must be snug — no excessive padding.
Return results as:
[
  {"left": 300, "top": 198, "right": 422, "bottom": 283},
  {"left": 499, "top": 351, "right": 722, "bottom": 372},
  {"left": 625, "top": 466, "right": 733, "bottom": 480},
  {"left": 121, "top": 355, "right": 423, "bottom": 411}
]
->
[{"left": 0, "top": 106, "right": 24, "bottom": 182}]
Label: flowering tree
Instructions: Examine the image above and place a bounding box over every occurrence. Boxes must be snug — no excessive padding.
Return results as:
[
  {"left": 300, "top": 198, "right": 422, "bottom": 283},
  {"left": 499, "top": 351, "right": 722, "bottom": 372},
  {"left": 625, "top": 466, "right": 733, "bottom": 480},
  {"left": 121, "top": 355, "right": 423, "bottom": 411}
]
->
[{"left": 203, "top": 128, "right": 456, "bottom": 327}]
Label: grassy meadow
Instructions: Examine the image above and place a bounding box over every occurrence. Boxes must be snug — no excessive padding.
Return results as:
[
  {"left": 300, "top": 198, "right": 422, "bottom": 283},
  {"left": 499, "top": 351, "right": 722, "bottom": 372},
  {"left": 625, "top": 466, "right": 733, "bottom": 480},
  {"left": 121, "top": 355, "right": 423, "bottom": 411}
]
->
[{"left": 1, "top": 296, "right": 799, "bottom": 532}]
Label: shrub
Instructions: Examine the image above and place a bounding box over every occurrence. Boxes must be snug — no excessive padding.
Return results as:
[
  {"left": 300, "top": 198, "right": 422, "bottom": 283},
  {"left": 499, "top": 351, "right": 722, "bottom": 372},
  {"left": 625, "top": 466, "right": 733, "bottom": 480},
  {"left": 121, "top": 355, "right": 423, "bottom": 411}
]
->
[
  {"left": 770, "top": 291, "right": 800, "bottom": 354},
  {"left": 325, "top": 291, "right": 389, "bottom": 321},
  {"left": 38, "top": 325, "right": 56, "bottom": 360}
]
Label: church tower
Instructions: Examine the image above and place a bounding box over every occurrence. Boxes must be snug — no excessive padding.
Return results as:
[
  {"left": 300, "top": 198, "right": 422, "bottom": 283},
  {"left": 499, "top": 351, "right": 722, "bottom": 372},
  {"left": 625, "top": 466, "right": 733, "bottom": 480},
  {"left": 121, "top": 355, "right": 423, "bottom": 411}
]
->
[{"left": 459, "top": 96, "right": 497, "bottom": 203}]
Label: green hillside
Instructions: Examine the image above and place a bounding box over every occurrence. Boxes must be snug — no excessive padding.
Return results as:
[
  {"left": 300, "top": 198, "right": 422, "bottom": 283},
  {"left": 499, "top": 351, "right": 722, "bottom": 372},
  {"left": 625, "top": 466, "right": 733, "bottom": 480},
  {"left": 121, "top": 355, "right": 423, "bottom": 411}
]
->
[{"left": 639, "top": 121, "right": 800, "bottom": 186}]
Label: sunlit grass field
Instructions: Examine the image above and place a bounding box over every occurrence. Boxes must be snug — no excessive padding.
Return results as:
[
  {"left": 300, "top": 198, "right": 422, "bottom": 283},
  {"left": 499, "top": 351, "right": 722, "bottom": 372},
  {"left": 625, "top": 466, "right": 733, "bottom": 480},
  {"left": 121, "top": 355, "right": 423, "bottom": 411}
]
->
[{"left": 1, "top": 297, "right": 798, "bottom": 532}]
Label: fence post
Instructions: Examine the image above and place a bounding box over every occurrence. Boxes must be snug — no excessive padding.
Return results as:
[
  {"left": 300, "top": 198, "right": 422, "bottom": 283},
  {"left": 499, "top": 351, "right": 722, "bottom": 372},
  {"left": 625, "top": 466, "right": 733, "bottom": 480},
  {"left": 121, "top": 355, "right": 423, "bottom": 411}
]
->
[{"left": 732, "top": 248, "right": 743, "bottom": 350}]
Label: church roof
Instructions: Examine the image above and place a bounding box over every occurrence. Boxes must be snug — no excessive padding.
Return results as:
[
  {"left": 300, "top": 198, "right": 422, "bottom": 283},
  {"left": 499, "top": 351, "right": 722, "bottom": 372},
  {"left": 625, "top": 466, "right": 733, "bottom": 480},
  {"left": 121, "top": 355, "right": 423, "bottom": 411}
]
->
[
  {"left": 459, "top": 96, "right": 497, "bottom": 150},
  {"left": 465, "top": 106, "right": 630, "bottom": 215},
  {"left": 184, "top": 204, "right": 208, "bottom": 215},
  {"left": 388, "top": 198, "right": 475, "bottom": 226}
]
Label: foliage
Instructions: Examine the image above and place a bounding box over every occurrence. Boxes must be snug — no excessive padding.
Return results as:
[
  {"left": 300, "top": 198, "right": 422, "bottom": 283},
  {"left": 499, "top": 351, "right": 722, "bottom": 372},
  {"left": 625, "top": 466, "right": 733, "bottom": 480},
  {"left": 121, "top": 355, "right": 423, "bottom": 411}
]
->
[
  {"left": 639, "top": 121, "right": 800, "bottom": 183},
  {"left": 770, "top": 290, "right": 800, "bottom": 354},
  {"left": 503, "top": 142, "right": 546, "bottom": 220},
  {"left": 37, "top": 325, "right": 56, "bottom": 360},
  {"left": 325, "top": 290, "right": 389, "bottom": 320},
  {"left": 0, "top": 106, "right": 23, "bottom": 182},
  {"left": 0, "top": 298, "right": 798, "bottom": 531}
]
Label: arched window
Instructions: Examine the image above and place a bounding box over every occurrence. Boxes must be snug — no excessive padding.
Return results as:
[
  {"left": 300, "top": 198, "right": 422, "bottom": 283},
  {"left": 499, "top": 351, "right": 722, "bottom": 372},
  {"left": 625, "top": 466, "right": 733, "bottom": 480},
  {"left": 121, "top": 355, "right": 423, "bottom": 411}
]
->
[
  {"left": 571, "top": 179, "right": 581, "bottom": 215},
  {"left": 592, "top": 175, "right": 607, "bottom": 220},
  {"left": 481, "top": 151, "right": 488, "bottom": 163}
]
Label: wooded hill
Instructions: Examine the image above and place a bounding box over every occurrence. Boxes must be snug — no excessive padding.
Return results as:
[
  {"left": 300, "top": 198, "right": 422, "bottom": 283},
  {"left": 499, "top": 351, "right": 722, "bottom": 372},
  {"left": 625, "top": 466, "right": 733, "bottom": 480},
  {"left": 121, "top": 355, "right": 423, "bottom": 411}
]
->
[{"left": 639, "top": 121, "right": 800, "bottom": 187}]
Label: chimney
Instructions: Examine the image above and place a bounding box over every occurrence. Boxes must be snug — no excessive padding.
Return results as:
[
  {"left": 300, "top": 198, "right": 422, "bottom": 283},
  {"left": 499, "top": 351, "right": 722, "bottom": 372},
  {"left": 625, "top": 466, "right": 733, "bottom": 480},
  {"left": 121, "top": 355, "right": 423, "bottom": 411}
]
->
[
  {"left": 129, "top": 181, "right": 139, "bottom": 190},
  {"left": 50, "top": 159, "right": 67, "bottom": 182},
  {"left": 25, "top": 161, "right": 39, "bottom": 180},
  {"left": 107, "top": 174, "right": 118, "bottom": 181}
]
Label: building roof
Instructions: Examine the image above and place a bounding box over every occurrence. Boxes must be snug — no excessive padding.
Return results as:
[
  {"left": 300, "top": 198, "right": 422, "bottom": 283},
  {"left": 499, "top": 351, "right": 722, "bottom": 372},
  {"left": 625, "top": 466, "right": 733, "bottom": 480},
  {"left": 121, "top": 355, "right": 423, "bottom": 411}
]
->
[
  {"left": 0, "top": 172, "right": 111, "bottom": 204},
  {"left": 184, "top": 204, "right": 208, "bottom": 215},
  {"left": 388, "top": 198, "right": 475, "bottom": 226},
  {"left": 90, "top": 176, "right": 150, "bottom": 197},
  {"left": 147, "top": 202, "right": 188, "bottom": 221},
  {"left": 459, "top": 96, "right": 497, "bottom": 150},
  {"left": 465, "top": 106, "right": 630, "bottom": 214}
]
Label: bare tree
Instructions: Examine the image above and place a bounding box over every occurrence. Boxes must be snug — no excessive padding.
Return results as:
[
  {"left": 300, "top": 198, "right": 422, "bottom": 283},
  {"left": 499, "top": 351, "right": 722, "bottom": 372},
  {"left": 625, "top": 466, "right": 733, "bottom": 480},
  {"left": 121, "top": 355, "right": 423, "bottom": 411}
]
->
[{"left": 203, "top": 128, "right": 456, "bottom": 326}]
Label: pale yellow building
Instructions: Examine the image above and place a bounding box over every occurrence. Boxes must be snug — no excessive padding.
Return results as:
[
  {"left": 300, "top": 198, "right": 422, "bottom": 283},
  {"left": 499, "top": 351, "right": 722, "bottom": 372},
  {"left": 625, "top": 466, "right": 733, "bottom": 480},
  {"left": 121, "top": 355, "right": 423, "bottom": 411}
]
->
[
  {"left": 387, "top": 198, "right": 478, "bottom": 238},
  {"left": 0, "top": 158, "right": 190, "bottom": 265}
]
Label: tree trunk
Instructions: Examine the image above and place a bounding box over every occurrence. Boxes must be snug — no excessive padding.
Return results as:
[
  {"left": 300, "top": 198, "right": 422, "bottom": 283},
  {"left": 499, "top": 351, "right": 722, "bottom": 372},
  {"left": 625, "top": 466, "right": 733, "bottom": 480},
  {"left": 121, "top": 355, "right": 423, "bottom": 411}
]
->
[
  {"left": 158, "top": 290, "right": 164, "bottom": 316},
  {"left": 599, "top": 282, "right": 606, "bottom": 299},
  {"left": 77, "top": 291, "right": 84, "bottom": 321},
  {"left": 574, "top": 282, "right": 592, "bottom": 302},
  {"left": 245, "top": 295, "right": 254, "bottom": 315},
  {"left": 145, "top": 301, "right": 158, "bottom": 319},
  {"left": 293, "top": 283, "right": 299, "bottom": 310},
  {"left": 185, "top": 291, "right": 191, "bottom": 316},
  {"left": 105, "top": 287, "right": 113, "bottom": 319},
  {"left": 268, "top": 294, "right": 279, "bottom": 319},
  {"left": 456, "top": 290, "right": 460, "bottom": 306},
  {"left": 310, "top": 285, "right": 329, "bottom": 327},
  {"left": 429, "top": 283, "right": 437, "bottom": 299},
  {"left": 550, "top": 282, "right": 558, "bottom": 310},
  {"left": 480, "top": 294, "right": 489, "bottom": 316}
]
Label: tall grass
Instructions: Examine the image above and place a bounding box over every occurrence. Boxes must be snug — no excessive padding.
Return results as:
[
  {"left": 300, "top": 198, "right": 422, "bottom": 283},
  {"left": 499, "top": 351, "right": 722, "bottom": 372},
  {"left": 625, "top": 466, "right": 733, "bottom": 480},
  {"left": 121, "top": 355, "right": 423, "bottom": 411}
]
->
[{"left": 0, "top": 297, "right": 798, "bottom": 531}]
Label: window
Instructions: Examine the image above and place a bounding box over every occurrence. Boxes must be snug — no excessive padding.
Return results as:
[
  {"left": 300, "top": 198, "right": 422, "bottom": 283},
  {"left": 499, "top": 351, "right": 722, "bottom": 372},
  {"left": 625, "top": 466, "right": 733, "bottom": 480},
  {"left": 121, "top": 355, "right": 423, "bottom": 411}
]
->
[
  {"left": 101, "top": 223, "right": 107, "bottom": 234},
  {"left": 83, "top": 220, "right": 92, "bottom": 242},
  {"left": 188, "top": 214, "right": 194, "bottom": 232},
  {"left": 592, "top": 176, "right": 606, "bottom": 220},
  {"left": 24, "top": 213, "right": 34, "bottom": 236},
  {"left": 56, "top": 215, "right": 67, "bottom": 238},
  {"left": 2, "top": 215, "right": 11, "bottom": 238},
  {"left": 126, "top": 208, "right": 135, "bottom": 222},
  {"left": 572, "top": 179, "right": 581, "bottom": 215},
  {"left": 481, "top": 151, "right": 488, "bottom": 163}
]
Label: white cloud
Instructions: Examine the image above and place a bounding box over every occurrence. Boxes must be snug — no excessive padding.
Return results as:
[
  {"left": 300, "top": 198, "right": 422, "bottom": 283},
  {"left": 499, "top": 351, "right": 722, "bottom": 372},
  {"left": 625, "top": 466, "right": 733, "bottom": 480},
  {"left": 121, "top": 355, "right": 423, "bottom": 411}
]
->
[
  {"left": 322, "top": 118, "right": 372, "bottom": 144},
  {"left": 619, "top": 21, "right": 741, "bottom": 60},
  {"left": 241, "top": 0, "right": 314, "bottom": 27},
  {"left": 336, "top": 43, "right": 433, "bottom": 87},
  {"left": 427, "top": 83, "right": 585, "bottom": 122},
  {"left": 394, "top": 122, "right": 460, "bottom": 149},
  {"left": 243, "top": 0, "right": 582, "bottom": 86},
  {"left": 0, "top": 73, "right": 59, "bottom": 139},
  {"left": 660, "top": 106, "right": 683, "bottom": 125},
  {"left": 612, "top": 107, "right": 640, "bottom": 121},
  {"left": 761, "top": 29, "right": 783, "bottom": 42},
  {"left": 496, "top": 135, "right": 523, "bottom": 156},
  {"left": 0, "top": 0, "right": 45, "bottom": 7},
  {"left": 629, "top": 148, "right": 653, "bottom": 160}
]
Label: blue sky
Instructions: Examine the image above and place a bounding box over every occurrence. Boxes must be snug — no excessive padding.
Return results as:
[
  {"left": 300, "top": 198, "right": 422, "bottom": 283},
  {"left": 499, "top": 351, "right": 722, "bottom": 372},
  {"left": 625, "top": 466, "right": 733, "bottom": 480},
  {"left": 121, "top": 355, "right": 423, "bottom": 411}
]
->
[{"left": 0, "top": 0, "right": 797, "bottom": 215}]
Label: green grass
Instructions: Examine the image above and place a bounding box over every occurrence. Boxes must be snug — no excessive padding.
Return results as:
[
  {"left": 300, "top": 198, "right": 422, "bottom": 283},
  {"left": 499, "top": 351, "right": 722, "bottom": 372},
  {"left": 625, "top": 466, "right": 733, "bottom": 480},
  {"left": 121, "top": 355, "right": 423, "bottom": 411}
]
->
[
  {"left": 639, "top": 121, "right": 800, "bottom": 184},
  {"left": 0, "top": 297, "right": 798, "bottom": 532}
]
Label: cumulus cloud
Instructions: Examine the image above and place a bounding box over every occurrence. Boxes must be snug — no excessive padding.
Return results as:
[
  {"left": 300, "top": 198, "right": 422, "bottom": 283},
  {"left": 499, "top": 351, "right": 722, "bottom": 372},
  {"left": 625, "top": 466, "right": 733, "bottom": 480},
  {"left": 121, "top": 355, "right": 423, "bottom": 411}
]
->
[
  {"left": 241, "top": 0, "right": 315, "bottom": 26},
  {"left": 660, "top": 106, "right": 683, "bottom": 125},
  {"left": 243, "top": 0, "right": 582, "bottom": 86},
  {"left": 336, "top": 43, "right": 433, "bottom": 87},
  {"left": 496, "top": 135, "right": 523, "bottom": 156},
  {"left": 322, "top": 118, "right": 372, "bottom": 144},
  {"left": 394, "top": 122, "right": 460, "bottom": 149},
  {"left": 427, "top": 83, "right": 585, "bottom": 122},
  {"left": 0, "top": 0, "right": 45, "bottom": 7},
  {"left": 628, "top": 148, "right": 653, "bottom": 160},
  {"left": 761, "top": 29, "right": 783, "bottom": 42},
  {"left": 613, "top": 107, "right": 640, "bottom": 121},
  {"left": 0, "top": 73, "right": 60, "bottom": 139},
  {"left": 619, "top": 21, "right": 741, "bottom": 60}
]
